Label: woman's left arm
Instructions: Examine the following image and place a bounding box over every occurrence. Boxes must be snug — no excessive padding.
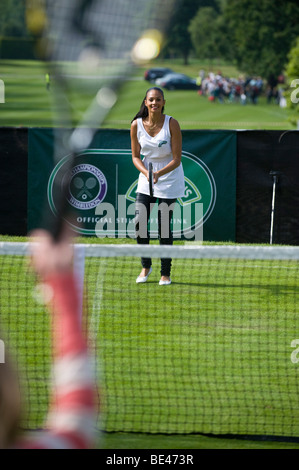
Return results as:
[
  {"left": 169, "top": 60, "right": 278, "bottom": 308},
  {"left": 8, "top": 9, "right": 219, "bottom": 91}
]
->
[{"left": 154, "top": 118, "right": 182, "bottom": 182}]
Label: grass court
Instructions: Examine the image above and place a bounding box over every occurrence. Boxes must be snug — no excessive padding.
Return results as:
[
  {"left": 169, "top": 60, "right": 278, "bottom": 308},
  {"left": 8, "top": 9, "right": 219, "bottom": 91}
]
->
[{"left": 0, "top": 237, "right": 299, "bottom": 449}]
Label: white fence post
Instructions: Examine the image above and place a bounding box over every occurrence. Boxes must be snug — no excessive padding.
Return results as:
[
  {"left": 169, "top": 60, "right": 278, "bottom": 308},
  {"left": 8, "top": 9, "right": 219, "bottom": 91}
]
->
[
  {"left": 73, "top": 244, "right": 86, "bottom": 325},
  {"left": 0, "top": 79, "right": 5, "bottom": 103}
]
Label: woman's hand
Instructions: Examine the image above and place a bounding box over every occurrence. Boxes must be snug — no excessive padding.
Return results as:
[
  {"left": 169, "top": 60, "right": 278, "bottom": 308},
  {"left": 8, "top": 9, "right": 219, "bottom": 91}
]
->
[
  {"left": 146, "top": 170, "right": 159, "bottom": 184},
  {"left": 146, "top": 170, "right": 159, "bottom": 183}
]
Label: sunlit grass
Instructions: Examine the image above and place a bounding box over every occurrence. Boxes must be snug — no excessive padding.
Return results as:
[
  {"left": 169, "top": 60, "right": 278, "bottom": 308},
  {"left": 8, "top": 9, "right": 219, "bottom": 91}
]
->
[{"left": 0, "top": 59, "right": 294, "bottom": 130}]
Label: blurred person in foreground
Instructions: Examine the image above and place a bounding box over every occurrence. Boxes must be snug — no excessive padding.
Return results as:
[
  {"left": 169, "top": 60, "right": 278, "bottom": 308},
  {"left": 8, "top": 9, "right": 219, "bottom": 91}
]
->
[{"left": 0, "top": 226, "right": 97, "bottom": 449}]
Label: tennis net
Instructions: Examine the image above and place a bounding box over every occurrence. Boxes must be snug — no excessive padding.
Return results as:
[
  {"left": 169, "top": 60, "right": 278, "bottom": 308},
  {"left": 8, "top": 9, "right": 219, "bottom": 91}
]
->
[{"left": 1, "top": 241, "right": 299, "bottom": 438}]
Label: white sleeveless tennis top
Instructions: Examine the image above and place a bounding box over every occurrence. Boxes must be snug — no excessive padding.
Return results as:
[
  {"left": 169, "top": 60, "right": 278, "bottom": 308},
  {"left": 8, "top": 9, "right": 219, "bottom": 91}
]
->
[{"left": 136, "top": 115, "right": 185, "bottom": 199}]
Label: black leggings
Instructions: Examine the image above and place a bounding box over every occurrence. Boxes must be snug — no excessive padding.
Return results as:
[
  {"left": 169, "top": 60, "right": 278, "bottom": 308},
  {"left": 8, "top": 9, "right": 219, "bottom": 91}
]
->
[{"left": 135, "top": 192, "right": 176, "bottom": 277}]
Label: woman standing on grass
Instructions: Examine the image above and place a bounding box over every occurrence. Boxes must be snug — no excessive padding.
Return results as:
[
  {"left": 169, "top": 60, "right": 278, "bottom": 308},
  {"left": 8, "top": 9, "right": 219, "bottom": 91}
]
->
[{"left": 130, "top": 87, "right": 185, "bottom": 286}]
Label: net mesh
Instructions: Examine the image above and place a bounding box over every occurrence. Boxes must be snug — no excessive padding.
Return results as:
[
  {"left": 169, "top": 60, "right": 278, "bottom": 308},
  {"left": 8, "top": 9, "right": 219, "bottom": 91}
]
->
[{"left": 1, "top": 242, "right": 299, "bottom": 437}]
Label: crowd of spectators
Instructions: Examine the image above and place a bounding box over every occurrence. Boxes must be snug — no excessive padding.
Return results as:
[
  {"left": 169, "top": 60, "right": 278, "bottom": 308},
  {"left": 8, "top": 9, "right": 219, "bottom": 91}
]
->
[{"left": 196, "top": 70, "right": 286, "bottom": 106}]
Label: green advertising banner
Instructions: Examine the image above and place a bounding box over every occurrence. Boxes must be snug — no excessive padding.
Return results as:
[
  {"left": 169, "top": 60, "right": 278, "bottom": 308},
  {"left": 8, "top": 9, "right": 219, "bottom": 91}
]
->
[{"left": 28, "top": 128, "right": 236, "bottom": 241}]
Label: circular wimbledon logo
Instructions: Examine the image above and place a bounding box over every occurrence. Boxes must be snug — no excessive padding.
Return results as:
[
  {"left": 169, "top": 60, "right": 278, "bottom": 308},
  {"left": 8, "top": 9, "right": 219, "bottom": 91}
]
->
[
  {"left": 48, "top": 157, "right": 108, "bottom": 234},
  {"left": 65, "top": 164, "right": 107, "bottom": 210}
]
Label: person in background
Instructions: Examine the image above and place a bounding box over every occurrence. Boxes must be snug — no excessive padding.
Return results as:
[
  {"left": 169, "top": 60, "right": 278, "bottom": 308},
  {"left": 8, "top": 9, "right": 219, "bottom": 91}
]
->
[{"left": 45, "top": 73, "right": 51, "bottom": 91}]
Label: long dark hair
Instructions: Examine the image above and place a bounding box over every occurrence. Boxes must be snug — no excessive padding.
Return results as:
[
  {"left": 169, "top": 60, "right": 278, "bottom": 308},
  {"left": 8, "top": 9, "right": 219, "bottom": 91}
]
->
[{"left": 131, "top": 87, "right": 165, "bottom": 123}]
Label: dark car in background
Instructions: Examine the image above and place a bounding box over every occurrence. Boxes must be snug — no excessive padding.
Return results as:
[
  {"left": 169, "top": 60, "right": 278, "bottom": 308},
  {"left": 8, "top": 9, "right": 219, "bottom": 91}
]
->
[
  {"left": 156, "top": 73, "right": 200, "bottom": 91},
  {"left": 144, "top": 67, "right": 173, "bottom": 82}
]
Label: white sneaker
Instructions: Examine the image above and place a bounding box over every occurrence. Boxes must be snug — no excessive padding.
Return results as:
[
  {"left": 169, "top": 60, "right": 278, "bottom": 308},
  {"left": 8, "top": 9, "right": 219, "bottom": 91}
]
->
[
  {"left": 136, "top": 267, "right": 152, "bottom": 284},
  {"left": 159, "top": 278, "right": 171, "bottom": 286}
]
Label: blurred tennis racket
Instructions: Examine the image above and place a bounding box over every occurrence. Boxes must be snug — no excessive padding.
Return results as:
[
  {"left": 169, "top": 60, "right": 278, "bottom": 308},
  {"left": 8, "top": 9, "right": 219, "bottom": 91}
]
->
[
  {"left": 148, "top": 162, "right": 154, "bottom": 197},
  {"left": 26, "top": 0, "right": 180, "bottom": 240}
]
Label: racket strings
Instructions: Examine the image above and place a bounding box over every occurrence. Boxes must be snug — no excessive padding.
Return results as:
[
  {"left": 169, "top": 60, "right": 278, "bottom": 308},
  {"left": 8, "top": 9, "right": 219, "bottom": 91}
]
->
[{"left": 45, "top": 0, "right": 177, "bottom": 64}]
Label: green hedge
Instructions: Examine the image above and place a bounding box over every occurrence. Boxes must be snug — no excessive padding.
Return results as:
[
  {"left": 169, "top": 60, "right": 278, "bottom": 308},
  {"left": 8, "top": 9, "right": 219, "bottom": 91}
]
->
[{"left": 0, "top": 36, "right": 36, "bottom": 60}]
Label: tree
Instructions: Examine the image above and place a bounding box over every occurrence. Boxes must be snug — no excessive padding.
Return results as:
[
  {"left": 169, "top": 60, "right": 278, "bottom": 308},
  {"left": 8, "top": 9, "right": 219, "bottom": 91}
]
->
[
  {"left": 164, "top": 0, "right": 220, "bottom": 65},
  {"left": 285, "top": 36, "right": 299, "bottom": 127},
  {"left": 189, "top": 7, "right": 219, "bottom": 62},
  {"left": 222, "top": 0, "right": 299, "bottom": 78},
  {"left": 0, "top": 0, "right": 28, "bottom": 37},
  {"left": 188, "top": 6, "right": 232, "bottom": 65}
]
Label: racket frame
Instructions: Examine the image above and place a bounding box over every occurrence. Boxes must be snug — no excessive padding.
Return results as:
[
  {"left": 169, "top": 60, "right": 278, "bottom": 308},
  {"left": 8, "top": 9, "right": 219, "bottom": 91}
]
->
[{"left": 148, "top": 162, "right": 154, "bottom": 197}]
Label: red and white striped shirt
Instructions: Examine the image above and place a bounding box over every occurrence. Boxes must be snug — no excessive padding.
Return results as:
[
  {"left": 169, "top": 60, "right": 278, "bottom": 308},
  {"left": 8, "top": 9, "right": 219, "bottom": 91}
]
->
[{"left": 16, "top": 272, "right": 97, "bottom": 449}]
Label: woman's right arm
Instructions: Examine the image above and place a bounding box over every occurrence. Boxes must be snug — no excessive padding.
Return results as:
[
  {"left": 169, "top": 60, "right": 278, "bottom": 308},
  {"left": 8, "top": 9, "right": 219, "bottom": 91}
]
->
[{"left": 131, "top": 120, "right": 148, "bottom": 178}]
